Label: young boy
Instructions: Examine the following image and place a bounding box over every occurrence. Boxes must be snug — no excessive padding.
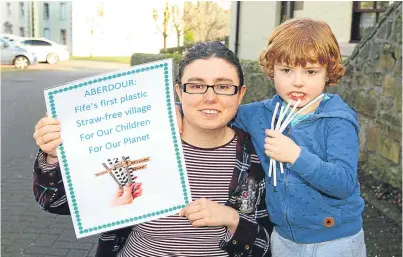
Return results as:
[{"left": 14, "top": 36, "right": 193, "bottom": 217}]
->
[{"left": 232, "top": 18, "right": 367, "bottom": 256}]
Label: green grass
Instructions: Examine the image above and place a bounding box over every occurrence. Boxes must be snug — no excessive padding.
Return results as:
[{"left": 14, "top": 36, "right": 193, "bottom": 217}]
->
[{"left": 71, "top": 56, "right": 131, "bottom": 64}]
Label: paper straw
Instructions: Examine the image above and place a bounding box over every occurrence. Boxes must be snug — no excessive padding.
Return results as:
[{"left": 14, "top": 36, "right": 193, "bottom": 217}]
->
[
  {"left": 269, "top": 100, "right": 296, "bottom": 184},
  {"left": 268, "top": 95, "right": 323, "bottom": 186},
  {"left": 276, "top": 102, "right": 291, "bottom": 130},
  {"left": 268, "top": 158, "right": 273, "bottom": 178},
  {"left": 273, "top": 161, "right": 277, "bottom": 186},
  {"left": 275, "top": 102, "right": 291, "bottom": 175},
  {"left": 268, "top": 103, "right": 280, "bottom": 178},
  {"left": 280, "top": 99, "right": 301, "bottom": 132},
  {"left": 275, "top": 106, "right": 285, "bottom": 130},
  {"left": 271, "top": 102, "right": 280, "bottom": 129},
  {"left": 280, "top": 94, "right": 324, "bottom": 133}
]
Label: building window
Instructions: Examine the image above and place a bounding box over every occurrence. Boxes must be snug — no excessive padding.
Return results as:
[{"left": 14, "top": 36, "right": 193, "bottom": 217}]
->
[
  {"left": 20, "top": 27, "right": 25, "bottom": 37},
  {"left": 280, "top": 1, "right": 294, "bottom": 23},
  {"left": 20, "top": 2, "right": 24, "bottom": 17},
  {"left": 3, "top": 22, "right": 13, "bottom": 34},
  {"left": 44, "top": 28, "right": 50, "bottom": 39},
  {"left": 6, "top": 2, "right": 11, "bottom": 15},
  {"left": 350, "top": 1, "right": 389, "bottom": 42},
  {"left": 60, "top": 3, "right": 67, "bottom": 20},
  {"left": 60, "top": 29, "right": 67, "bottom": 44},
  {"left": 44, "top": 3, "right": 49, "bottom": 20}
]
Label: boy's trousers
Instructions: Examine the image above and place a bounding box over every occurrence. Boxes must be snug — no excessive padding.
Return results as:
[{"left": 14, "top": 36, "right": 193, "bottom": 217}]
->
[{"left": 271, "top": 227, "right": 367, "bottom": 257}]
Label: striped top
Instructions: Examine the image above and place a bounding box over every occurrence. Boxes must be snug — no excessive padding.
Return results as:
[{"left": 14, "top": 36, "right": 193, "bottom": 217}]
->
[{"left": 118, "top": 136, "right": 238, "bottom": 257}]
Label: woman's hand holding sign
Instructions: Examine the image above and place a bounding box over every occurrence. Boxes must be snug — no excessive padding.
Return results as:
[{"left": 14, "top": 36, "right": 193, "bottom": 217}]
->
[{"left": 33, "top": 113, "right": 62, "bottom": 164}]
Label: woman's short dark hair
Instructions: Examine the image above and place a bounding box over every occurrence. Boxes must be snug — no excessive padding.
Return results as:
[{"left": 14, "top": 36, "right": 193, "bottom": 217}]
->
[{"left": 177, "top": 41, "right": 244, "bottom": 86}]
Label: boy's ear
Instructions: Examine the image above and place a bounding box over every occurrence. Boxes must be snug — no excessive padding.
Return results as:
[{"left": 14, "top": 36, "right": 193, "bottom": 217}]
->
[{"left": 175, "top": 84, "right": 182, "bottom": 102}]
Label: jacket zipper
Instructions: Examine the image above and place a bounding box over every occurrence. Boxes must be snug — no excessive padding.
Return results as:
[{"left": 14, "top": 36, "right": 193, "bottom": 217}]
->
[{"left": 283, "top": 126, "right": 296, "bottom": 242}]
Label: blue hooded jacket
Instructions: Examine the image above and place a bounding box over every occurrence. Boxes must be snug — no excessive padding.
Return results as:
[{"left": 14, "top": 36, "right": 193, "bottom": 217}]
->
[{"left": 233, "top": 93, "right": 365, "bottom": 243}]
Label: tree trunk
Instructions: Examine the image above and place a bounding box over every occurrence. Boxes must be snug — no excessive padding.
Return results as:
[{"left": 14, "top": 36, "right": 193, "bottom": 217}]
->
[
  {"left": 163, "top": 34, "right": 167, "bottom": 51},
  {"left": 177, "top": 32, "right": 180, "bottom": 47}
]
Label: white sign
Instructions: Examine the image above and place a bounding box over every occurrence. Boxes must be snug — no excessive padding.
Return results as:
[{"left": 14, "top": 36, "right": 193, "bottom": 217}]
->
[{"left": 44, "top": 59, "right": 191, "bottom": 238}]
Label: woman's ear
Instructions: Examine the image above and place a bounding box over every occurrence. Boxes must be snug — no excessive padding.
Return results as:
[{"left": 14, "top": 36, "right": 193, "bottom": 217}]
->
[
  {"left": 175, "top": 84, "right": 182, "bottom": 102},
  {"left": 237, "top": 85, "right": 247, "bottom": 104}
]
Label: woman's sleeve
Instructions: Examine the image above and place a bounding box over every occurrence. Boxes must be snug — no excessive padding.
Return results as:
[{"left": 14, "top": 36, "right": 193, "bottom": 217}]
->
[
  {"left": 220, "top": 163, "right": 273, "bottom": 257},
  {"left": 33, "top": 150, "right": 70, "bottom": 215}
]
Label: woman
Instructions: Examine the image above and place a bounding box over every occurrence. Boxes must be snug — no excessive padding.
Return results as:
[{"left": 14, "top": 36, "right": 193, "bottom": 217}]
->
[{"left": 32, "top": 42, "right": 273, "bottom": 257}]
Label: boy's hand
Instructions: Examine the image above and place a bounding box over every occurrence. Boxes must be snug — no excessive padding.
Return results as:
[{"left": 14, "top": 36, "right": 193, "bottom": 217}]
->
[{"left": 264, "top": 129, "right": 301, "bottom": 164}]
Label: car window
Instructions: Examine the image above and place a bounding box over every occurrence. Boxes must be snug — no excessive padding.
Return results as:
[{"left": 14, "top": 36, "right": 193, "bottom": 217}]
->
[
  {"left": 32, "top": 40, "right": 52, "bottom": 46},
  {"left": 20, "top": 40, "right": 32, "bottom": 45}
]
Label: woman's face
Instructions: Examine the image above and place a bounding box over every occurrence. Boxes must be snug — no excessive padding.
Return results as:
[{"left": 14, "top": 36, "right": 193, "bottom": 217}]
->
[{"left": 176, "top": 57, "right": 246, "bottom": 131}]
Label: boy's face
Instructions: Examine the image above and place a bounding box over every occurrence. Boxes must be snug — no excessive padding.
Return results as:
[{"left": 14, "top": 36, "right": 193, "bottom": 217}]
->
[{"left": 273, "top": 62, "right": 327, "bottom": 114}]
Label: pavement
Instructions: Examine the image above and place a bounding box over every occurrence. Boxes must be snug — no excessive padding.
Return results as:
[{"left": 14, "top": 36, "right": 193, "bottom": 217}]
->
[{"left": 1, "top": 60, "right": 401, "bottom": 257}]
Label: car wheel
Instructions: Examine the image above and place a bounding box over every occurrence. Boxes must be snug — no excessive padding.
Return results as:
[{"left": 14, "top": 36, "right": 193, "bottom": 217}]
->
[
  {"left": 14, "top": 56, "right": 29, "bottom": 69},
  {"left": 46, "top": 53, "right": 59, "bottom": 64}
]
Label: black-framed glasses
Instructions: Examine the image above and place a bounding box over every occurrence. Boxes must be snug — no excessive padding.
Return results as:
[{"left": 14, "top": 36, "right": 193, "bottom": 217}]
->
[{"left": 181, "top": 83, "right": 240, "bottom": 95}]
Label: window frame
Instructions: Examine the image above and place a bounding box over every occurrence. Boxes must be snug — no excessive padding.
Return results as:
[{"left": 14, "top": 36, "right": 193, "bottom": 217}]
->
[
  {"left": 60, "top": 2, "right": 67, "bottom": 20},
  {"left": 350, "top": 1, "right": 389, "bottom": 42},
  {"left": 20, "top": 2, "right": 25, "bottom": 17},
  {"left": 6, "top": 2, "right": 11, "bottom": 15},
  {"left": 43, "top": 3, "right": 49, "bottom": 20},
  {"left": 60, "top": 29, "right": 67, "bottom": 45}
]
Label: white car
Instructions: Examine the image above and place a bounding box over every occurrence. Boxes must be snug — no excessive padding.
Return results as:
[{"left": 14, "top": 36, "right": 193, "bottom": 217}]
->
[{"left": 16, "top": 38, "right": 70, "bottom": 64}]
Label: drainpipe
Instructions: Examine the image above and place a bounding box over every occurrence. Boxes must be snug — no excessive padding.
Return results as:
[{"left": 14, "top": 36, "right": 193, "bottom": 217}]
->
[
  {"left": 234, "top": 1, "right": 241, "bottom": 57},
  {"left": 31, "top": 2, "right": 35, "bottom": 37},
  {"left": 290, "top": 1, "right": 295, "bottom": 18}
]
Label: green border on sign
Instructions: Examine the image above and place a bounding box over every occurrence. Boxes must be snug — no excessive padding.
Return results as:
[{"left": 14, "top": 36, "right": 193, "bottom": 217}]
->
[{"left": 47, "top": 62, "right": 189, "bottom": 235}]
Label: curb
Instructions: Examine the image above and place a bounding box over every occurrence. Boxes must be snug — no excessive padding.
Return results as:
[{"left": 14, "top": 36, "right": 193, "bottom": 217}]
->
[{"left": 361, "top": 187, "right": 402, "bottom": 226}]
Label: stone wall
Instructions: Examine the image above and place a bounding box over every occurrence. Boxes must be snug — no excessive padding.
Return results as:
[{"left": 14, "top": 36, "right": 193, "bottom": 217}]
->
[
  {"left": 327, "top": 2, "right": 402, "bottom": 188},
  {"left": 130, "top": 2, "right": 402, "bottom": 188}
]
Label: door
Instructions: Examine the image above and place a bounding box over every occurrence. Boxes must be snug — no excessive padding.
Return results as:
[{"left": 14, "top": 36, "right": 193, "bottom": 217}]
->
[{"left": 19, "top": 40, "right": 51, "bottom": 62}]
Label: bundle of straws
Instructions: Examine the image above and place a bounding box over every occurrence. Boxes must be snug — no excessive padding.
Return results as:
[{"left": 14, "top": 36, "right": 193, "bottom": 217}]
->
[{"left": 268, "top": 93, "right": 324, "bottom": 186}]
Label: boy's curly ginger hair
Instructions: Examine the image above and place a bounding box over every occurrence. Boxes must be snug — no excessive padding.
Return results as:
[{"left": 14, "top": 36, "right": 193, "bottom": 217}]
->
[{"left": 259, "top": 18, "right": 344, "bottom": 87}]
